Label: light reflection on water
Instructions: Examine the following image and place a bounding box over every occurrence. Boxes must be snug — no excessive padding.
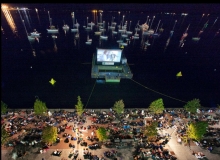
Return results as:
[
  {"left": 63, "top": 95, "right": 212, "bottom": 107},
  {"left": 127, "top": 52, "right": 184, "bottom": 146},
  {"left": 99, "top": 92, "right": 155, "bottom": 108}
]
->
[
  {"left": 1, "top": 5, "right": 17, "bottom": 34},
  {"left": 1, "top": 7, "right": 220, "bottom": 109}
]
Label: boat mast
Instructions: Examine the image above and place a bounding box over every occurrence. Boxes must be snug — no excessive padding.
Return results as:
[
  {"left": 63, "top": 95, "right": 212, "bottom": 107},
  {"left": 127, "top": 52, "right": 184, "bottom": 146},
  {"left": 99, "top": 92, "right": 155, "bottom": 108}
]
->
[
  {"left": 71, "top": 12, "right": 75, "bottom": 28},
  {"left": 149, "top": 16, "right": 155, "bottom": 30},
  {"left": 48, "top": 11, "right": 52, "bottom": 27},
  {"left": 155, "top": 20, "right": 161, "bottom": 33}
]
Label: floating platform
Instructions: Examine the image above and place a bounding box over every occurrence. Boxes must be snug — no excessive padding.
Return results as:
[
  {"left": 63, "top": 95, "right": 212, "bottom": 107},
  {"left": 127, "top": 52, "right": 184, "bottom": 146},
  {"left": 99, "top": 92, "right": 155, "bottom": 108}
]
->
[
  {"left": 91, "top": 54, "right": 133, "bottom": 81},
  {"left": 105, "top": 76, "right": 121, "bottom": 82}
]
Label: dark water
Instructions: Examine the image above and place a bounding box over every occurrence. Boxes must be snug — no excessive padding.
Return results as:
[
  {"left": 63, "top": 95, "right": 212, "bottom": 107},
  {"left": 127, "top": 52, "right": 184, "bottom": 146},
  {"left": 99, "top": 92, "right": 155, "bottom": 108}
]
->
[{"left": 1, "top": 5, "right": 220, "bottom": 109}]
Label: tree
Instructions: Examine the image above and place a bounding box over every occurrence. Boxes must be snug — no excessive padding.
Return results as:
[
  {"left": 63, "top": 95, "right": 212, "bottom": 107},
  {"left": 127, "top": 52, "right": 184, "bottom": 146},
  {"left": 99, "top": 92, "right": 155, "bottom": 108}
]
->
[
  {"left": 42, "top": 126, "right": 58, "bottom": 144},
  {"left": 187, "top": 121, "right": 208, "bottom": 141},
  {"left": 96, "top": 127, "right": 108, "bottom": 142},
  {"left": 75, "top": 96, "right": 84, "bottom": 117},
  {"left": 1, "top": 125, "right": 10, "bottom": 146},
  {"left": 34, "top": 99, "right": 47, "bottom": 115},
  {"left": 184, "top": 99, "right": 201, "bottom": 114},
  {"left": 143, "top": 121, "right": 158, "bottom": 141},
  {"left": 1, "top": 101, "right": 8, "bottom": 114},
  {"left": 112, "top": 99, "right": 125, "bottom": 116},
  {"left": 148, "top": 98, "right": 164, "bottom": 114}
]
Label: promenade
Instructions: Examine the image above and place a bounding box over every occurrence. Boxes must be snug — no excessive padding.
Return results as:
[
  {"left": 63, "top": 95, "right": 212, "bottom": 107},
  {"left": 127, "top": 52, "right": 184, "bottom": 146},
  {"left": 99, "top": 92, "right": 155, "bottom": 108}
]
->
[{"left": 1, "top": 108, "right": 220, "bottom": 160}]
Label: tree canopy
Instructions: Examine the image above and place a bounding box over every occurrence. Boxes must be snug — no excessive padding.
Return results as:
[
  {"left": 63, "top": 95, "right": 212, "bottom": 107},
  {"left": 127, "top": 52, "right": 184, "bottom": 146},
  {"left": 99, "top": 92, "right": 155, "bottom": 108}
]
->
[
  {"left": 34, "top": 99, "right": 47, "bottom": 115},
  {"left": 75, "top": 96, "right": 84, "bottom": 117},
  {"left": 96, "top": 127, "right": 108, "bottom": 142},
  {"left": 148, "top": 98, "right": 165, "bottom": 114},
  {"left": 112, "top": 99, "right": 125, "bottom": 115},
  {"left": 186, "top": 121, "right": 208, "bottom": 141},
  {"left": 1, "top": 101, "right": 8, "bottom": 114},
  {"left": 42, "top": 126, "right": 58, "bottom": 144},
  {"left": 144, "top": 121, "right": 158, "bottom": 141},
  {"left": 1, "top": 125, "right": 10, "bottom": 146},
  {"left": 184, "top": 99, "right": 201, "bottom": 114}
]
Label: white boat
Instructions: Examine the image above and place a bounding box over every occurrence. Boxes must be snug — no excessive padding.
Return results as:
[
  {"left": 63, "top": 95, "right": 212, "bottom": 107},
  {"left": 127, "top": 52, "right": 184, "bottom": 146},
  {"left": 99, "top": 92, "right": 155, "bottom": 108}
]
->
[
  {"left": 109, "top": 26, "right": 115, "bottom": 30},
  {"left": 30, "top": 32, "right": 40, "bottom": 37},
  {"left": 118, "top": 29, "right": 126, "bottom": 33},
  {"left": 133, "top": 36, "right": 139, "bottom": 39},
  {"left": 52, "top": 35, "right": 57, "bottom": 39},
  {"left": 121, "top": 34, "right": 128, "bottom": 38},
  {"left": 148, "top": 29, "right": 154, "bottom": 34},
  {"left": 30, "top": 29, "right": 41, "bottom": 37},
  {"left": 126, "top": 31, "right": 132, "bottom": 35},
  {"left": 112, "top": 22, "right": 117, "bottom": 26},
  {"left": 95, "top": 31, "right": 101, "bottom": 36},
  {"left": 120, "top": 43, "right": 128, "bottom": 46},
  {"left": 62, "top": 24, "right": 69, "bottom": 30},
  {"left": 28, "top": 36, "right": 36, "bottom": 41},
  {"left": 100, "top": 21, "right": 108, "bottom": 40},
  {"left": 117, "top": 40, "right": 123, "bottom": 43},
  {"left": 47, "top": 12, "right": 59, "bottom": 33},
  {"left": 47, "top": 26, "right": 59, "bottom": 33},
  {"left": 100, "top": 35, "right": 108, "bottom": 40},
  {"left": 99, "top": 28, "right": 105, "bottom": 32},
  {"left": 71, "top": 29, "right": 78, "bottom": 32},
  {"left": 88, "top": 22, "right": 95, "bottom": 26},
  {"left": 85, "top": 41, "right": 92, "bottom": 45},
  {"left": 113, "top": 31, "right": 118, "bottom": 35},
  {"left": 192, "top": 37, "right": 200, "bottom": 41}
]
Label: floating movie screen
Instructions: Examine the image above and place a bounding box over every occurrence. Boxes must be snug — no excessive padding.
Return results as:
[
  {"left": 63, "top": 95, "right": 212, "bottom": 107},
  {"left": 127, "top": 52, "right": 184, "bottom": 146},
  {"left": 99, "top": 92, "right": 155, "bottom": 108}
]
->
[{"left": 97, "top": 49, "right": 122, "bottom": 62}]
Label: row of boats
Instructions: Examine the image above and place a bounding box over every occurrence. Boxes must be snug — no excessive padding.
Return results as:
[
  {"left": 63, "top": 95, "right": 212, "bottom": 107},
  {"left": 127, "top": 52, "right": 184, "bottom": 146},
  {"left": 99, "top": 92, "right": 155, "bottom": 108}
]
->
[{"left": 27, "top": 11, "right": 166, "bottom": 47}]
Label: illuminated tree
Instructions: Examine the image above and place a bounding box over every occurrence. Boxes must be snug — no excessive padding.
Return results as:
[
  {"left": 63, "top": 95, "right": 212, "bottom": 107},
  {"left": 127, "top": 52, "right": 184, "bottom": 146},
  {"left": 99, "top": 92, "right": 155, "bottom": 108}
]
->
[
  {"left": 188, "top": 121, "right": 208, "bottom": 140},
  {"left": 34, "top": 99, "right": 47, "bottom": 115},
  {"left": 42, "top": 126, "right": 58, "bottom": 144},
  {"left": 148, "top": 98, "right": 164, "bottom": 114},
  {"left": 183, "top": 121, "right": 208, "bottom": 144},
  {"left": 1, "top": 101, "right": 8, "bottom": 114},
  {"left": 75, "top": 96, "right": 84, "bottom": 117},
  {"left": 1, "top": 125, "right": 10, "bottom": 146},
  {"left": 143, "top": 121, "right": 158, "bottom": 141},
  {"left": 112, "top": 99, "right": 124, "bottom": 116},
  {"left": 96, "top": 127, "right": 108, "bottom": 142},
  {"left": 184, "top": 99, "right": 201, "bottom": 114}
]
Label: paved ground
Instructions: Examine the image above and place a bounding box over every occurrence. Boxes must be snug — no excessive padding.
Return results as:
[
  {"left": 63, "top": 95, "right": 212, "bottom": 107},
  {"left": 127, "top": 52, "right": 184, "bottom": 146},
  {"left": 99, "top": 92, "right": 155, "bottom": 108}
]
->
[{"left": 1, "top": 109, "right": 220, "bottom": 160}]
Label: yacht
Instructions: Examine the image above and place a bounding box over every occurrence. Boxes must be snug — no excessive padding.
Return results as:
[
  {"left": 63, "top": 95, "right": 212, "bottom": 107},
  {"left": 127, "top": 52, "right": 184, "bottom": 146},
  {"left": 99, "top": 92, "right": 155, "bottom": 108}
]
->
[
  {"left": 30, "top": 29, "right": 41, "bottom": 37},
  {"left": 62, "top": 24, "right": 69, "bottom": 30},
  {"left": 47, "top": 12, "right": 59, "bottom": 33},
  {"left": 47, "top": 25, "right": 59, "bottom": 33}
]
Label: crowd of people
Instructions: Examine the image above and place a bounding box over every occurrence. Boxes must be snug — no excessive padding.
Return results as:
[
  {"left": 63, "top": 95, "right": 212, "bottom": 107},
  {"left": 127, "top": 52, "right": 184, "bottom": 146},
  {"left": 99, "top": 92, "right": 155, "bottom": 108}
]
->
[{"left": 1, "top": 107, "right": 220, "bottom": 159}]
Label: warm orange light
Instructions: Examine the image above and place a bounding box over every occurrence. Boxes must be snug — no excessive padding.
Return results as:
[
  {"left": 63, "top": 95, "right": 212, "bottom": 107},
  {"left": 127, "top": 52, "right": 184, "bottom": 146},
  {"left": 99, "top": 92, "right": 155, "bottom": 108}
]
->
[
  {"left": 1, "top": 4, "right": 17, "bottom": 33},
  {"left": 1, "top": 5, "right": 8, "bottom": 9}
]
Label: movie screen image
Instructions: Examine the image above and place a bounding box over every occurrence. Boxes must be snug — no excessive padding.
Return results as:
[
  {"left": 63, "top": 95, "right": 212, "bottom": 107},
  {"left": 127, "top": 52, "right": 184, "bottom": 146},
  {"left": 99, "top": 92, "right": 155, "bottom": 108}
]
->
[{"left": 97, "top": 49, "right": 122, "bottom": 62}]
